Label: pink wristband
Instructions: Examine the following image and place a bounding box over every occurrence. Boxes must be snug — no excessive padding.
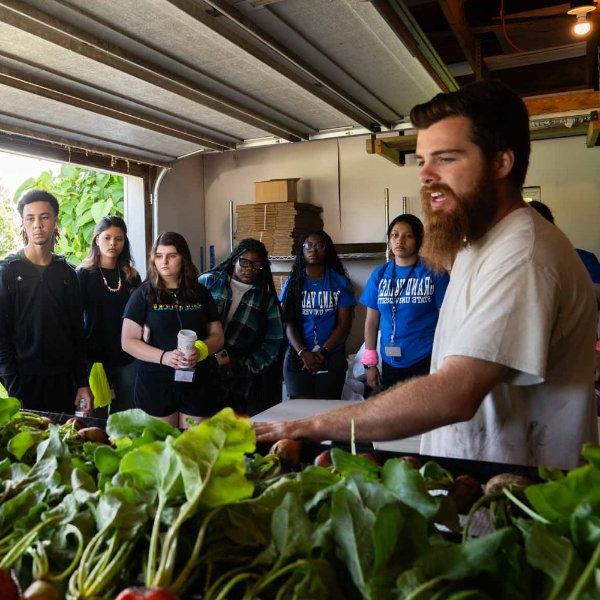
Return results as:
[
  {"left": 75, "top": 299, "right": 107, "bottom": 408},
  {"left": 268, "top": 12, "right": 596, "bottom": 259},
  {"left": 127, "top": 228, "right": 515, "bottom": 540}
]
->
[
  {"left": 363, "top": 349, "right": 379, "bottom": 367},
  {"left": 596, "top": 340, "right": 600, "bottom": 352}
]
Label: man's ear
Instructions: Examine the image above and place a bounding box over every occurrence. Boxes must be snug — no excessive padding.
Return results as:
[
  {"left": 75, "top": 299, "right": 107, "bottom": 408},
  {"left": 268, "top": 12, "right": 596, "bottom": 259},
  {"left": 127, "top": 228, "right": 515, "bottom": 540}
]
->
[{"left": 494, "top": 149, "right": 515, "bottom": 180}]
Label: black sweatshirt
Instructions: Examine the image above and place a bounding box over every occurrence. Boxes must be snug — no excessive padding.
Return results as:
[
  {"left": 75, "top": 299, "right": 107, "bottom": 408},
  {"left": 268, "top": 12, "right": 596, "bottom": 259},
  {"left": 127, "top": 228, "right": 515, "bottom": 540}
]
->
[
  {"left": 0, "top": 252, "right": 88, "bottom": 392},
  {"left": 76, "top": 266, "right": 141, "bottom": 368}
]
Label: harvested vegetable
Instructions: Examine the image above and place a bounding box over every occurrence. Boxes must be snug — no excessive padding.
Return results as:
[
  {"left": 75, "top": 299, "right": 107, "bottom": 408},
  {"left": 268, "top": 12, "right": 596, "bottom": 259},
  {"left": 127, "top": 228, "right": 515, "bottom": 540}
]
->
[
  {"left": 484, "top": 473, "right": 532, "bottom": 496},
  {"left": 448, "top": 474, "right": 482, "bottom": 514},
  {"left": 269, "top": 439, "right": 301, "bottom": 470}
]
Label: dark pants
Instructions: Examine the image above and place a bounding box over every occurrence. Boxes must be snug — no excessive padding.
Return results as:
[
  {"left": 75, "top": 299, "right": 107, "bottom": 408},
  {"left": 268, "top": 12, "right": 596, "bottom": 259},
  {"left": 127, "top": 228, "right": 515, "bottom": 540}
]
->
[
  {"left": 3, "top": 371, "right": 77, "bottom": 414},
  {"left": 381, "top": 355, "right": 431, "bottom": 390},
  {"left": 283, "top": 347, "right": 348, "bottom": 399}
]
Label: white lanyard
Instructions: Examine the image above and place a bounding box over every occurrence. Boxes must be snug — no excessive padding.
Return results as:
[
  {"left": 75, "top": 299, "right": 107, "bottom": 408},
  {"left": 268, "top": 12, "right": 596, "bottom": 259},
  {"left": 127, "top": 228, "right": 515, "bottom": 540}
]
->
[{"left": 389, "top": 261, "right": 417, "bottom": 342}]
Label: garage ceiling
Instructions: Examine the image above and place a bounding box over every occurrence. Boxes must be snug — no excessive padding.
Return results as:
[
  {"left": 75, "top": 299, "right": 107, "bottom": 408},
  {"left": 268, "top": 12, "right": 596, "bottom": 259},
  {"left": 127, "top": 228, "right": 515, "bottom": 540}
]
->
[{"left": 0, "top": 0, "right": 452, "bottom": 167}]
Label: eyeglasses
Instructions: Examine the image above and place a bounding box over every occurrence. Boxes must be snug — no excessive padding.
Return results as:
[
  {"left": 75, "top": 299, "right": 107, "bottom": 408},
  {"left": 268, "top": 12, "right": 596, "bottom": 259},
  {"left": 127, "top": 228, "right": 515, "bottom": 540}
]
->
[
  {"left": 238, "top": 257, "right": 264, "bottom": 271},
  {"left": 302, "top": 241, "right": 326, "bottom": 251}
]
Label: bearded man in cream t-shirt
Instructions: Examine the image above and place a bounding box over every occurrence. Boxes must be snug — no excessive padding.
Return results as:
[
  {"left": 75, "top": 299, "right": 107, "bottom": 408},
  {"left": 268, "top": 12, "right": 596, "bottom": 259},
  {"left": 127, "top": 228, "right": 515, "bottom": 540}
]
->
[{"left": 255, "top": 81, "right": 597, "bottom": 470}]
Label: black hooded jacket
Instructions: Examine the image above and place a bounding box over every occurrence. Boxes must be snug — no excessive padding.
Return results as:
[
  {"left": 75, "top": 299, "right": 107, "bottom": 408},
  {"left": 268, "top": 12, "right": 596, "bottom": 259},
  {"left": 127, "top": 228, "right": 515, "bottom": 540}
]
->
[{"left": 0, "top": 251, "right": 87, "bottom": 394}]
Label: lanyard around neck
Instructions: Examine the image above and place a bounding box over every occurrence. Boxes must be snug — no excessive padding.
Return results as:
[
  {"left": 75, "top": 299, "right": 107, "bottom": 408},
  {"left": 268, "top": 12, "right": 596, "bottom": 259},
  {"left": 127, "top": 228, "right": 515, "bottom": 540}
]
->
[{"left": 389, "top": 260, "right": 418, "bottom": 342}]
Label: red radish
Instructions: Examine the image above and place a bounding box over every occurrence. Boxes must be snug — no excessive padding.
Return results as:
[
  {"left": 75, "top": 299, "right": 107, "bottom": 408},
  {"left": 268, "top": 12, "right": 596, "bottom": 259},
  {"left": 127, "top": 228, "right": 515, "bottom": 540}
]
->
[
  {"left": 115, "top": 587, "right": 180, "bottom": 600},
  {"left": 314, "top": 450, "right": 332, "bottom": 467},
  {"left": 269, "top": 439, "right": 302, "bottom": 469},
  {"left": 358, "top": 452, "right": 380, "bottom": 466},
  {"left": 0, "top": 569, "right": 20, "bottom": 600}
]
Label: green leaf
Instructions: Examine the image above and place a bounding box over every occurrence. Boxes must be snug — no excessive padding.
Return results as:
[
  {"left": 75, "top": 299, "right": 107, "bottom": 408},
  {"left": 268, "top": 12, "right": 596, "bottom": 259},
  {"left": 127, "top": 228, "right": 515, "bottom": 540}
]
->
[
  {"left": 582, "top": 444, "right": 600, "bottom": 470},
  {"left": 0, "top": 481, "right": 46, "bottom": 535},
  {"left": 118, "top": 438, "right": 183, "bottom": 502},
  {"left": 36, "top": 425, "right": 69, "bottom": 462},
  {"left": 570, "top": 496, "right": 600, "bottom": 558},
  {"left": 0, "top": 397, "right": 21, "bottom": 425},
  {"left": 7, "top": 430, "right": 41, "bottom": 461},
  {"left": 71, "top": 468, "right": 98, "bottom": 504},
  {"left": 172, "top": 408, "right": 255, "bottom": 507},
  {"left": 525, "top": 465, "right": 600, "bottom": 524},
  {"left": 419, "top": 461, "right": 454, "bottom": 488},
  {"left": 330, "top": 486, "right": 376, "bottom": 594},
  {"left": 90, "top": 200, "right": 107, "bottom": 223},
  {"left": 330, "top": 447, "right": 380, "bottom": 479},
  {"left": 95, "top": 486, "right": 149, "bottom": 536},
  {"left": 372, "top": 502, "right": 403, "bottom": 574},
  {"left": 414, "top": 528, "right": 519, "bottom": 582},
  {"left": 521, "top": 521, "right": 583, "bottom": 598},
  {"left": 107, "top": 409, "right": 180, "bottom": 441},
  {"left": 270, "top": 491, "right": 313, "bottom": 562},
  {"left": 94, "top": 445, "right": 122, "bottom": 476},
  {"left": 382, "top": 458, "right": 440, "bottom": 521},
  {"left": 13, "top": 177, "right": 36, "bottom": 202}
]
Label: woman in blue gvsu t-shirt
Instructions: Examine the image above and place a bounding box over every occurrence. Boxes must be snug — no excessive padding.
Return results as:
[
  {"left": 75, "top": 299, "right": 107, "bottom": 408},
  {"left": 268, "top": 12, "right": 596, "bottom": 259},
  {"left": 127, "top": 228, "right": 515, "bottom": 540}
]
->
[
  {"left": 280, "top": 231, "right": 356, "bottom": 399},
  {"left": 360, "top": 214, "right": 448, "bottom": 392}
]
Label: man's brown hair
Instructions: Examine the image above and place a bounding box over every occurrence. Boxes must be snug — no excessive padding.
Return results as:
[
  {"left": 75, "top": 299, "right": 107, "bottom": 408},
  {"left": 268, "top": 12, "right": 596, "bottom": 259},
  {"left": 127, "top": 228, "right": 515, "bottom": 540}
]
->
[{"left": 410, "top": 81, "right": 531, "bottom": 189}]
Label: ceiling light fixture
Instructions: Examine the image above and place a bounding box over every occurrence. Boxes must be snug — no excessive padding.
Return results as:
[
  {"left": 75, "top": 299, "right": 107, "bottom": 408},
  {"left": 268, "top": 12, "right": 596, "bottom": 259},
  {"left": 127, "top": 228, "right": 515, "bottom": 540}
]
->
[{"left": 567, "top": 0, "right": 597, "bottom": 37}]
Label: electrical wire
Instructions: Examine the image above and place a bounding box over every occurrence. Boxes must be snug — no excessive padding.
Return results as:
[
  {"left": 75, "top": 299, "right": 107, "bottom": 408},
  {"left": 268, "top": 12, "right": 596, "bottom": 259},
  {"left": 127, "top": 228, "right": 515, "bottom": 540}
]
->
[{"left": 500, "top": 0, "right": 526, "bottom": 53}]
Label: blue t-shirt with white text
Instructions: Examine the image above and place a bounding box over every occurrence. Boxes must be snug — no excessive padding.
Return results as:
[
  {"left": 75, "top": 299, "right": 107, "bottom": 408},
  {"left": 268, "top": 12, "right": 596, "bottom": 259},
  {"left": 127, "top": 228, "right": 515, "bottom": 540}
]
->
[
  {"left": 360, "top": 259, "right": 448, "bottom": 368},
  {"left": 280, "top": 267, "right": 356, "bottom": 351}
]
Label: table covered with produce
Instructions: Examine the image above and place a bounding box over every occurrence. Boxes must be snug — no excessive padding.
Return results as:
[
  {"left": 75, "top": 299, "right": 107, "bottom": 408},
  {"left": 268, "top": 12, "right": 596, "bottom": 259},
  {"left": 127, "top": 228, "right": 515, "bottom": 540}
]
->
[{"left": 0, "top": 397, "right": 599, "bottom": 599}]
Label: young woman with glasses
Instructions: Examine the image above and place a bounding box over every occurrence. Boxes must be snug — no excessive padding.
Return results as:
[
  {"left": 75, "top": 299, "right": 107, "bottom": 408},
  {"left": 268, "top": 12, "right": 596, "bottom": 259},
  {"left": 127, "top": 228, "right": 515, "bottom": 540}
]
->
[
  {"left": 121, "top": 232, "right": 224, "bottom": 428},
  {"left": 77, "top": 216, "right": 141, "bottom": 413},
  {"left": 280, "top": 230, "right": 355, "bottom": 399},
  {"left": 198, "top": 238, "right": 284, "bottom": 414},
  {"left": 360, "top": 214, "right": 449, "bottom": 392}
]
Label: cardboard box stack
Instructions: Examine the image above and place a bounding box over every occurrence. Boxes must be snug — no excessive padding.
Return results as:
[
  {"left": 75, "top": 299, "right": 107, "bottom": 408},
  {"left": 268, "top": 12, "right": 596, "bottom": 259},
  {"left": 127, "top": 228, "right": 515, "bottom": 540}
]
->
[{"left": 235, "top": 178, "right": 323, "bottom": 256}]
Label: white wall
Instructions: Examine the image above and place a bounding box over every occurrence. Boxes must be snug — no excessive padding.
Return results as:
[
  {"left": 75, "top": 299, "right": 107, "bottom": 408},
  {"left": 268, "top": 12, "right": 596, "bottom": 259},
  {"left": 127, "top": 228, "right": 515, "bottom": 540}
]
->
[
  {"left": 156, "top": 154, "right": 206, "bottom": 268},
  {"left": 525, "top": 136, "right": 600, "bottom": 256},
  {"left": 203, "top": 136, "right": 425, "bottom": 264}
]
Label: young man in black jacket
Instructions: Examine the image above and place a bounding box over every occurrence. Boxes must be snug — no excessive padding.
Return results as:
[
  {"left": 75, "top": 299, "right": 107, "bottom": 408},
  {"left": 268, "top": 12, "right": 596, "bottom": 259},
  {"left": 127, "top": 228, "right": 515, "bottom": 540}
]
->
[{"left": 0, "top": 189, "right": 93, "bottom": 414}]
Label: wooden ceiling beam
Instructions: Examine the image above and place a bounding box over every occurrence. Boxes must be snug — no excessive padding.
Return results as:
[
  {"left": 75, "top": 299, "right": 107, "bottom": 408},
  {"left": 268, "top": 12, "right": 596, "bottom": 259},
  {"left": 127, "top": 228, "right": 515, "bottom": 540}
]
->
[
  {"left": 365, "top": 137, "right": 404, "bottom": 166},
  {"left": 524, "top": 90, "right": 600, "bottom": 115},
  {"left": 437, "top": 0, "right": 488, "bottom": 81}
]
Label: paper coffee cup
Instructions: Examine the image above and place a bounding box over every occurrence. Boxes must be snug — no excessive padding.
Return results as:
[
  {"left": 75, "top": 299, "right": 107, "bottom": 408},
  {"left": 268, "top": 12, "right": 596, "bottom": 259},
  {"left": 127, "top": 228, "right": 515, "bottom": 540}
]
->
[{"left": 177, "top": 329, "right": 197, "bottom": 354}]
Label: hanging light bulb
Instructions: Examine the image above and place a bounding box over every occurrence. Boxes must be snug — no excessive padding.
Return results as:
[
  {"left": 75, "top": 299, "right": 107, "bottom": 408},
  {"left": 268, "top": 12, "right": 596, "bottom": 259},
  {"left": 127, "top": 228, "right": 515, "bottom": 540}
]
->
[
  {"left": 573, "top": 13, "right": 592, "bottom": 35},
  {"left": 567, "top": 1, "right": 597, "bottom": 37}
]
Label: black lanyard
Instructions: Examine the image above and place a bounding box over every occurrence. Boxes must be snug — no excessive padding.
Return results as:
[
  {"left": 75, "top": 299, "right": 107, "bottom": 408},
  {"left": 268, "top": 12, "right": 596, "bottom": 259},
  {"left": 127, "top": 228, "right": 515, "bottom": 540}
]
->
[{"left": 389, "top": 260, "right": 418, "bottom": 342}]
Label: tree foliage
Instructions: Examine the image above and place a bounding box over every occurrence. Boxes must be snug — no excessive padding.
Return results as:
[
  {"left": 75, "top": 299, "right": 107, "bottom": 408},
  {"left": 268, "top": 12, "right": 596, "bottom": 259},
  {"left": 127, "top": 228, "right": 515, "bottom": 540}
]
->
[
  {"left": 0, "top": 184, "right": 20, "bottom": 259},
  {"left": 14, "top": 165, "right": 124, "bottom": 264}
]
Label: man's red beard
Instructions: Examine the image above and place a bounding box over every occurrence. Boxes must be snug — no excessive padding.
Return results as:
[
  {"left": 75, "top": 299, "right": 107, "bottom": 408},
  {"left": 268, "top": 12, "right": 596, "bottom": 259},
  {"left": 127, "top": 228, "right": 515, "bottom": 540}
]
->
[{"left": 420, "top": 170, "right": 499, "bottom": 271}]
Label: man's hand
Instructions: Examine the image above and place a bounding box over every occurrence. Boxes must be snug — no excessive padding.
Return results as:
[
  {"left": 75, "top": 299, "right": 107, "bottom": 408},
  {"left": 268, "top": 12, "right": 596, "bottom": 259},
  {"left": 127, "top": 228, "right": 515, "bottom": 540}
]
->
[
  {"left": 74, "top": 386, "right": 94, "bottom": 413},
  {"left": 366, "top": 366, "right": 381, "bottom": 391},
  {"left": 301, "top": 351, "right": 323, "bottom": 373},
  {"left": 254, "top": 419, "right": 307, "bottom": 443}
]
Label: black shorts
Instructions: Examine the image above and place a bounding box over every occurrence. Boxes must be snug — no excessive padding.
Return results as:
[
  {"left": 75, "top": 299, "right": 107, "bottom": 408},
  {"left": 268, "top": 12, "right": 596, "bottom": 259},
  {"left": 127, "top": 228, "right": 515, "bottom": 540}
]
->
[{"left": 133, "top": 365, "right": 220, "bottom": 418}]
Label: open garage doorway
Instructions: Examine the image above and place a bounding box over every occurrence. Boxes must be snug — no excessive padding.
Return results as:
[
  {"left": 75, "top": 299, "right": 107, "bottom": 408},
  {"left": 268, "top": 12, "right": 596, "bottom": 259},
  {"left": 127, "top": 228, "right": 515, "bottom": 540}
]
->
[{"left": 0, "top": 150, "right": 149, "bottom": 278}]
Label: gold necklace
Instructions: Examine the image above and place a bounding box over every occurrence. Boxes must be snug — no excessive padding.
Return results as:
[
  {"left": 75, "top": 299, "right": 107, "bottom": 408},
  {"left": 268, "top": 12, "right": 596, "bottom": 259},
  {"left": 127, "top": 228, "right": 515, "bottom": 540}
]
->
[{"left": 99, "top": 267, "right": 122, "bottom": 293}]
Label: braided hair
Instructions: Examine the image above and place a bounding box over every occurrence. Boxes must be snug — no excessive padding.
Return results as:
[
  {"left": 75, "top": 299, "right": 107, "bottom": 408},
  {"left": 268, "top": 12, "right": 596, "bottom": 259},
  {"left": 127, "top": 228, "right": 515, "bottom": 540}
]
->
[
  {"left": 210, "top": 238, "right": 280, "bottom": 311},
  {"left": 281, "top": 230, "right": 350, "bottom": 323}
]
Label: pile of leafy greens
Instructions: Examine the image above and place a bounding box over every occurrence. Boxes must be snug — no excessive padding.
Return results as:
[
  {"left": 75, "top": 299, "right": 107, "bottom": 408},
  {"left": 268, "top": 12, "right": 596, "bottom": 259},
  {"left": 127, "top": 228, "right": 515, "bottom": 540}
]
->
[{"left": 0, "top": 396, "right": 599, "bottom": 599}]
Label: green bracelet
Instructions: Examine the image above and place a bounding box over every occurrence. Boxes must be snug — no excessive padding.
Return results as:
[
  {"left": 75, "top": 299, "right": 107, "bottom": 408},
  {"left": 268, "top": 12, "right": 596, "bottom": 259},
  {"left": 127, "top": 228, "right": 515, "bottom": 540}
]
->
[{"left": 194, "top": 340, "right": 209, "bottom": 362}]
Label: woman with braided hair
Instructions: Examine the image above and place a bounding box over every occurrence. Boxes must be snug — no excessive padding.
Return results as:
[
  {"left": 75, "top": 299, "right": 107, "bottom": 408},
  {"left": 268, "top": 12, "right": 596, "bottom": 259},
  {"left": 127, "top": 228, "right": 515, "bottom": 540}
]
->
[
  {"left": 199, "top": 238, "right": 284, "bottom": 414},
  {"left": 280, "top": 230, "right": 355, "bottom": 399}
]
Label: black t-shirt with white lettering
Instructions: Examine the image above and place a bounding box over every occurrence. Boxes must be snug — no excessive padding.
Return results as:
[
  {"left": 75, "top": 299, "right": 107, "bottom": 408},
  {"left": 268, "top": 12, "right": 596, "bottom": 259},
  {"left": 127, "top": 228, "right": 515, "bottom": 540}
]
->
[{"left": 123, "top": 281, "right": 220, "bottom": 373}]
